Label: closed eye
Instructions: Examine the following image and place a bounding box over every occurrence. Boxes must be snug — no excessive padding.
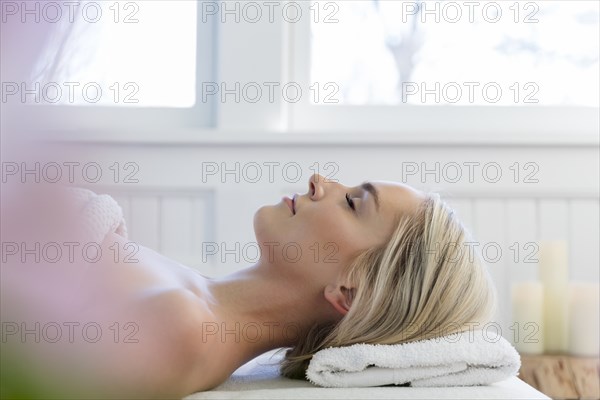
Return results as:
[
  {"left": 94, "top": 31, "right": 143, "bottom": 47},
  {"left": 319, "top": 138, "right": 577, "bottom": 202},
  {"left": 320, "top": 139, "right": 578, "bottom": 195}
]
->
[{"left": 345, "top": 193, "right": 356, "bottom": 212}]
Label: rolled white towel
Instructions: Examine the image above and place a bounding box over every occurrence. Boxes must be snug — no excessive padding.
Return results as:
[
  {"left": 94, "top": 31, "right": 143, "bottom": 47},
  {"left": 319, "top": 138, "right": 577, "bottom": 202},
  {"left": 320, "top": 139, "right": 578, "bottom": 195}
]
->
[
  {"left": 65, "top": 187, "right": 128, "bottom": 243},
  {"left": 306, "top": 329, "right": 521, "bottom": 388},
  {"left": 2, "top": 185, "right": 127, "bottom": 246}
]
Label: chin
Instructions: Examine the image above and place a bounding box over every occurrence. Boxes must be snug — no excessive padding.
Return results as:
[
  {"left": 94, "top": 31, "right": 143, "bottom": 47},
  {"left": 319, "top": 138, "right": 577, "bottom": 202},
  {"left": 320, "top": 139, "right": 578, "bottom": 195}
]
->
[
  {"left": 253, "top": 204, "right": 292, "bottom": 263},
  {"left": 253, "top": 204, "right": 275, "bottom": 243}
]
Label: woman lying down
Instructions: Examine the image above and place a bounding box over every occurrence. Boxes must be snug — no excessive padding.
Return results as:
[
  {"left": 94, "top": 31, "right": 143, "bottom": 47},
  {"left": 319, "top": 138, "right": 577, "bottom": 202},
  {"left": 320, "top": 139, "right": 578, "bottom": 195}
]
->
[{"left": 0, "top": 174, "right": 497, "bottom": 399}]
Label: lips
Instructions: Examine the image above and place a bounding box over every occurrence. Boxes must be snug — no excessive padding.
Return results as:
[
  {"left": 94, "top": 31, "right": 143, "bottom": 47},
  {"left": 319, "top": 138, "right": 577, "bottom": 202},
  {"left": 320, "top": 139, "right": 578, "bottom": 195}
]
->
[
  {"left": 283, "top": 193, "right": 298, "bottom": 215},
  {"left": 283, "top": 196, "right": 295, "bottom": 214}
]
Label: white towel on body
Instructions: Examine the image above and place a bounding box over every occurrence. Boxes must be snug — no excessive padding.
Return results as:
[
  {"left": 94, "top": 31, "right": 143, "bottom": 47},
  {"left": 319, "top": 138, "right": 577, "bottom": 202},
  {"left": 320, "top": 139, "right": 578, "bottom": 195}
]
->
[
  {"left": 65, "top": 187, "right": 128, "bottom": 243},
  {"left": 306, "top": 329, "right": 521, "bottom": 388}
]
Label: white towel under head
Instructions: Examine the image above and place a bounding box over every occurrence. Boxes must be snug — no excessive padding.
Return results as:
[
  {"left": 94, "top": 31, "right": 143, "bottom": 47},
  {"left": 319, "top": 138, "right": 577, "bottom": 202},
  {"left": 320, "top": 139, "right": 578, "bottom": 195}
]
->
[{"left": 306, "top": 329, "right": 521, "bottom": 388}]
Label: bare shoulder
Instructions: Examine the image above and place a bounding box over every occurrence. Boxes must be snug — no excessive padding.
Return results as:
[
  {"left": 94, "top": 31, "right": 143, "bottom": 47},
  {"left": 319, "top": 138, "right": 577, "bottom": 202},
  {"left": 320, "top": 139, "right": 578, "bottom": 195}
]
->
[
  {"left": 169, "top": 292, "right": 234, "bottom": 392},
  {"left": 139, "top": 287, "right": 213, "bottom": 353},
  {"left": 131, "top": 287, "right": 224, "bottom": 395}
]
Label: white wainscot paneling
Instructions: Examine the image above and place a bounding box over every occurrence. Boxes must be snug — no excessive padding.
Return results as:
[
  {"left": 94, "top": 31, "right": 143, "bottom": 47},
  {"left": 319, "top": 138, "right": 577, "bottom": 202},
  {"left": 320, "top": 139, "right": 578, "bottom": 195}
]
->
[
  {"left": 105, "top": 189, "right": 215, "bottom": 272},
  {"left": 130, "top": 196, "right": 160, "bottom": 250},
  {"left": 569, "top": 199, "right": 600, "bottom": 282},
  {"left": 472, "top": 199, "right": 509, "bottom": 338},
  {"left": 506, "top": 199, "right": 538, "bottom": 283}
]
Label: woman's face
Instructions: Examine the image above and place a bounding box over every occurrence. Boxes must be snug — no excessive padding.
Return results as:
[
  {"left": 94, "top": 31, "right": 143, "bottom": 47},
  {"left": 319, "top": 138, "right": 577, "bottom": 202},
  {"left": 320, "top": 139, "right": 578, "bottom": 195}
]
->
[{"left": 253, "top": 174, "right": 425, "bottom": 285}]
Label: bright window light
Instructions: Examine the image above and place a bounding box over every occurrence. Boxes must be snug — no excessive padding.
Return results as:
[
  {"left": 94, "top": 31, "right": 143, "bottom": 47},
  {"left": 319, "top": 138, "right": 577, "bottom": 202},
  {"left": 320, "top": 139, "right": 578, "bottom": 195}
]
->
[
  {"left": 32, "top": 0, "right": 197, "bottom": 107},
  {"left": 311, "top": 1, "right": 599, "bottom": 106}
]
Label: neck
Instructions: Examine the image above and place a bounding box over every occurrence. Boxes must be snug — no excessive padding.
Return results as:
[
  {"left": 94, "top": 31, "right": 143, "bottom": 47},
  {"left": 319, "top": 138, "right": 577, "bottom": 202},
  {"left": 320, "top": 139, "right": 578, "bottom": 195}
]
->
[{"left": 201, "top": 263, "right": 337, "bottom": 363}]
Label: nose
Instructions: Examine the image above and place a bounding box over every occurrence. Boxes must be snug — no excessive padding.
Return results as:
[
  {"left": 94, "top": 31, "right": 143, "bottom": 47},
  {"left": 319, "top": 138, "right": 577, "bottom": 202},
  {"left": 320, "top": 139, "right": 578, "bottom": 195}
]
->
[{"left": 308, "top": 173, "right": 328, "bottom": 200}]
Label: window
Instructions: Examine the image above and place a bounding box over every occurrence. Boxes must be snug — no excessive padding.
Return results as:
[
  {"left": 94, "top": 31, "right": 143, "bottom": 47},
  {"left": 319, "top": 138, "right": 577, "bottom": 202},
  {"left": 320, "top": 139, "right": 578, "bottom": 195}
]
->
[
  {"left": 32, "top": 1, "right": 198, "bottom": 107},
  {"left": 290, "top": 1, "right": 600, "bottom": 138},
  {"left": 6, "top": 0, "right": 597, "bottom": 141},
  {"left": 8, "top": 0, "right": 215, "bottom": 132},
  {"left": 311, "top": 1, "right": 599, "bottom": 106}
]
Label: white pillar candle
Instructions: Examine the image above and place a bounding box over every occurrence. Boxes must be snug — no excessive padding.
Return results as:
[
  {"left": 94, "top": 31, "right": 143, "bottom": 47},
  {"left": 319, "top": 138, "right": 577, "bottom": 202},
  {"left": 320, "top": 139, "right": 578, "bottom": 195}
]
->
[
  {"left": 568, "top": 282, "right": 600, "bottom": 356},
  {"left": 538, "top": 240, "right": 569, "bottom": 353},
  {"left": 511, "top": 282, "right": 544, "bottom": 354}
]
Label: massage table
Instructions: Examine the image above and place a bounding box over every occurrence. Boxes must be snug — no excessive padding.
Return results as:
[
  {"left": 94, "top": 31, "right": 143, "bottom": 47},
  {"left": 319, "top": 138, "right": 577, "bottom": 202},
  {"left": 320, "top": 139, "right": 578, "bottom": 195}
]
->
[{"left": 184, "top": 349, "right": 551, "bottom": 399}]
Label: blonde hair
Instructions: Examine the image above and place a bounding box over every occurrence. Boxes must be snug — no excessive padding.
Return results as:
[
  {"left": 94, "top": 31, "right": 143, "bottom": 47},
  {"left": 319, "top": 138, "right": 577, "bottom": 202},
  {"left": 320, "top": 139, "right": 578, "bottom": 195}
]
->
[{"left": 279, "top": 193, "right": 498, "bottom": 379}]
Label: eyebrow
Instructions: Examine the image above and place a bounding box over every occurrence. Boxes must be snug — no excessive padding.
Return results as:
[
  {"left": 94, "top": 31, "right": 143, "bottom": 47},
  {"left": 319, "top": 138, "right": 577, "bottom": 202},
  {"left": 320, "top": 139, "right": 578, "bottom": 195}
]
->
[{"left": 361, "top": 181, "right": 380, "bottom": 212}]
